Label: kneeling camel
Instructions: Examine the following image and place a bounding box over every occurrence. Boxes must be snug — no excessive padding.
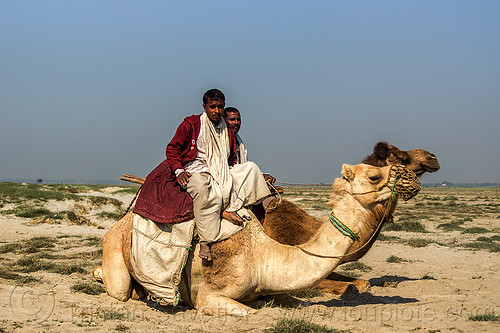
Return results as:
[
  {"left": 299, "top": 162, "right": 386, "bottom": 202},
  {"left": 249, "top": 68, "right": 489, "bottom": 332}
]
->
[{"left": 95, "top": 163, "right": 421, "bottom": 315}]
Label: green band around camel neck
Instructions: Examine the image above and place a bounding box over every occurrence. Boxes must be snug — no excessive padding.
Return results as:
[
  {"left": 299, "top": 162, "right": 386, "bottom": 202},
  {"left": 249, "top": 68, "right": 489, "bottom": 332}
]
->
[{"left": 328, "top": 213, "right": 361, "bottom": 242}]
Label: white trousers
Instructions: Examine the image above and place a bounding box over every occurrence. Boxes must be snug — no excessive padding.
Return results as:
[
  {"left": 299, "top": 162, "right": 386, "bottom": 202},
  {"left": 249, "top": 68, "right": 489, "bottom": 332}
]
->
[{"left": 184, "top": 161, "right": 271, "bottom": 243}]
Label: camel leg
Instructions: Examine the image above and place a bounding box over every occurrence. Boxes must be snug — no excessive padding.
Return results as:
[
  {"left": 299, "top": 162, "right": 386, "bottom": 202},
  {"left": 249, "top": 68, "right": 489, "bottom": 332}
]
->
[
  {"left": 318, "top": 272, "right": 371, "bottom": 295},
  {"left": 328, "top": 272, "right": 371, "bottom": 292},
  {"left": 196, "top": 290, "right": 256, "bottom": 317},
  {"left": 100, "top": 218, "right": 133, "bottom": 302}
]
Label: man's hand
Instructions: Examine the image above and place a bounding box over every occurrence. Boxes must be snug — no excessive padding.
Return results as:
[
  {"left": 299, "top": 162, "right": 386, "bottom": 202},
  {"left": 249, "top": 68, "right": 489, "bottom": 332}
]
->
[
  {"left": 177, "top": 171, "right": 192, "bottom": 186},
  {"left": 263, "top": 173, "right": 276, "bottom": 185}
]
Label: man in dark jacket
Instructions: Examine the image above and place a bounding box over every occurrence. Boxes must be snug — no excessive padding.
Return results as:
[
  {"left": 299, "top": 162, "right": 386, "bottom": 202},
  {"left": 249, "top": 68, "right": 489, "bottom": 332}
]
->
[{"left": 134, "top": 89, "right": 270, "bottom": 261}]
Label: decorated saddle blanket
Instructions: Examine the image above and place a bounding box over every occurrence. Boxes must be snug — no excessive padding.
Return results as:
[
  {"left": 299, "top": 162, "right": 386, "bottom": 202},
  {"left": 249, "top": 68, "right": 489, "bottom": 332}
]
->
[{"left": 130, "top": 211, "right": 248, "bottom": 305}]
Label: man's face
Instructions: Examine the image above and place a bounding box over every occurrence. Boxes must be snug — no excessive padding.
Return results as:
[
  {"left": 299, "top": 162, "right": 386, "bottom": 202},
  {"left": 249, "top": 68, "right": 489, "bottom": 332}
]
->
[
  {"left": 224, "top": 111, "right": 241, "bottom": 134},
  {"left": 203, "top": 99, "right": 225, "bottom": 124}
]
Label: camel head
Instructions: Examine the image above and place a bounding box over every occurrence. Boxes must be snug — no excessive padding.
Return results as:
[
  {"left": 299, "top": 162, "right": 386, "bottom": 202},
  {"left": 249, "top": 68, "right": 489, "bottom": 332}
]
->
[
  {"left": 405, "top": 149, "right": 440, "bottom": 176},
  {"left": 362, "top": 141, "right": 440, "bottom": 177},
  {"left": 336, "top": 163, "right": 421, "bottom": 208},
  {"left": 339, "top": 163, "right": 393, "bottom": 207}
]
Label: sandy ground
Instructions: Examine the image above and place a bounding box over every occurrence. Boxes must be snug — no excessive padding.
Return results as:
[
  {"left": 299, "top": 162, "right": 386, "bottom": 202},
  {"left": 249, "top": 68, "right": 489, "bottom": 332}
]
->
[{"left": 0, "top": 186, "right": 499, "bottom": 332}]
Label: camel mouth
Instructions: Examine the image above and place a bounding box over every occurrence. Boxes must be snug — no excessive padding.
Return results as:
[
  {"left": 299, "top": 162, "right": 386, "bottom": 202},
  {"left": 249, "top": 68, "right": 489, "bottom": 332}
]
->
[{"left": 425, "top": 165, "right": 441, "bottom": 173}]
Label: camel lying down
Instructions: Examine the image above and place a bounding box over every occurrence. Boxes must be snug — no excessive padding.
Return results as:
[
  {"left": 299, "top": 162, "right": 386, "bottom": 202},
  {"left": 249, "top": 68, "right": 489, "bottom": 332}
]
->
[
  {"left": 94, "top": 163, "right": 422, "bottom": 316},
  {"left": 260, "top": 141, "right": 440, "bottom": 295}
]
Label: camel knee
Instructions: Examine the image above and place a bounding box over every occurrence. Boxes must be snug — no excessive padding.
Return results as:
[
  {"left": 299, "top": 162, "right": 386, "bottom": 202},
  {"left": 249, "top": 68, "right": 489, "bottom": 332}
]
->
[
  {"left": 102, "top": 267, "right": 132, "bottom": 302},
  {"left": 101, "top": 248, "right": 132, "bottom": 301}
]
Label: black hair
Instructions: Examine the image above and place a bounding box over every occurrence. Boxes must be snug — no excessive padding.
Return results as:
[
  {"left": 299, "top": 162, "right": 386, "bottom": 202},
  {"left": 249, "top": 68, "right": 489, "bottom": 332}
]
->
[
  {"left": 223, "top": 106, "right": 240, "bottom": 119},
  {"left": 203, "top": 89, "right": 225, "bottom": 104}
]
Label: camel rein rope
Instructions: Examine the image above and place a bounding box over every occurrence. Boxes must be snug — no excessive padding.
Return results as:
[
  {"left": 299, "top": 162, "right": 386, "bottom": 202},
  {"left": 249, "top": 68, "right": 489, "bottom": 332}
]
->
[
  {"left": 295, "top": 175, "right": 400, "bottom": 260},
  {"left": 121, "top": 184, "right": 142, "bottom": 219}
]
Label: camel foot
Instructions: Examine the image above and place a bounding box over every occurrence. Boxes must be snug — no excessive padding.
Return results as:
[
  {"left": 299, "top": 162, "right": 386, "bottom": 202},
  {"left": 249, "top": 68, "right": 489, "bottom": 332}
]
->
[
  {"left": 351, "top": 278, "right": 371, "bottom": 293},
  {"left": 325, "top": 272, "right": 371, "bottom": 293},
  {"left": 199, "top": 244, "right": 213, "bottom": 261},
  {"left": 221, "top": 210, "right": 244, "bottom": 225},
  {"left": 317, "top": 280, "right": 360, "bottom": 296},
  {"left": 93, "top": 266, "right": 103, "bottom": 283},
  {"left": 131, "top": 280, "right": 148, "bottom": 300}
]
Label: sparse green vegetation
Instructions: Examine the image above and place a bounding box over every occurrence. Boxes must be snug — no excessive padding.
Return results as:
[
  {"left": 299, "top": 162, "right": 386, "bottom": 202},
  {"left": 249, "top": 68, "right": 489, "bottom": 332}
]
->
[
  {"left": 1, "top": 183, "right": 499, "bottom": 332},
  {"left": 386, "top": 255, "right": 408, "bottom": 263},
  {"left": 71, "top": 281, "right": 106, "bottom": 295},
  {"left": 14, "top": 207, "right": 53, "bottom": 218},
  {"left": 97, "top": 211, "right": 124, "bottom": 220},
  {"left": 377, "top": 233, "right": 401, "bottom": 242},
  {"left": 101, "top": 310, "right": 127, "bottom": 321},
  {"left": 406, "top": 238, "right": 432, "bottom": 248},
  {"left": 0, "top": 242, "right": 21, "bottom": 253},
  {"left": 336, "top": 261, "right": 372, "bottom": 278},
  {"left": 383, "top": 220, "right": 427, "bottom": 232},
  {"left": 469, "top": 313, "right": 500, "bottom": 322},
  {"left": 50, "top": 263, "right": 87, "bottom": 275},
  {"left": 0, "top": 182, "right": 129, "bottom": 228},
  {"left": 461, "top": 227, "right": 490, "bottom": 234},
  {"left": 437, "top": 222, "right": 464, "bottom": 231},
  {"left": 83, "top": 236, "right": 101, "bottom": 247},
  {"left": 87, "top": 195, "right": 122, "bottom": 208},
  {"left": 0, "top": 233, "right": 100, "bottom": 288},
  {"left": 0, "top": 182, "right": 79, "bottom": 202},
  {"left": 340, "top": 261, "right": 372, "bottom": 272},
  {"left": 14, "top": 256, "right": 55, "bottom": 272},
  {"left": 461, "top": 241, "right": 500, "bottom": 252},
  {"left": 289, "top": 287, "right": 323, "bottom": 299},
  {"left": 0, "top": 267, "right": 40, "bottom": 284},
  {"left": 265, "top": 318, "right": 349, "bottom": 333}
]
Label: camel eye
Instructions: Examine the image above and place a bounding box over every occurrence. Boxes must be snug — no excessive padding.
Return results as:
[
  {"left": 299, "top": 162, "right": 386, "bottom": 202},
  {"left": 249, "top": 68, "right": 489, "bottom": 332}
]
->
[{"left": 369, "top": 176, "right": 381, "bottom": 182}]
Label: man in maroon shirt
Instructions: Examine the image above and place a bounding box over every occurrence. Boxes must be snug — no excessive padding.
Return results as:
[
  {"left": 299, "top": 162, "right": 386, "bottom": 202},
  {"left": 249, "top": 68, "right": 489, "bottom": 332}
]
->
[{"left": 134, "top": 89, "right": 271, "bottom": 261}]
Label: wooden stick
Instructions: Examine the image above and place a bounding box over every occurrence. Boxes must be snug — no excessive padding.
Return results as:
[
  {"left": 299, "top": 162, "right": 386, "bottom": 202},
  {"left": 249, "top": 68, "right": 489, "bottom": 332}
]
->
[{"left": 120, "top": 174, "right": 145, "bottom": 185}]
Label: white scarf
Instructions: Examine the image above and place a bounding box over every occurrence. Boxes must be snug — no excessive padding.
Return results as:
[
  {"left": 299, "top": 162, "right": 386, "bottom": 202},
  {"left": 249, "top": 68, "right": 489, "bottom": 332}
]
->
[
  {"left": 201, "top": 113, "right": 232, "bottom": 204},
  {"left": 235, "top": 133, "right": 248, "bottom": 163}
]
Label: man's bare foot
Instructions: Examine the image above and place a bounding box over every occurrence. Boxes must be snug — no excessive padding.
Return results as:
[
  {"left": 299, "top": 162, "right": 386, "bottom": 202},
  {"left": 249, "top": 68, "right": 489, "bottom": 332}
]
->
[
  {"left": 199, "top": 244, "right": 212, "bottom": 261},
  {"left": 221, "top": 210, "right": 244, "bottom": 225}
]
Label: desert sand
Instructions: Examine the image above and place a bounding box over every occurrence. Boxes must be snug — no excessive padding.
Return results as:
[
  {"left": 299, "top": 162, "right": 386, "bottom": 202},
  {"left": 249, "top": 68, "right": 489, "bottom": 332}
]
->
[{"left": 0, "top": 184, "right": 498, "bottom": 332}]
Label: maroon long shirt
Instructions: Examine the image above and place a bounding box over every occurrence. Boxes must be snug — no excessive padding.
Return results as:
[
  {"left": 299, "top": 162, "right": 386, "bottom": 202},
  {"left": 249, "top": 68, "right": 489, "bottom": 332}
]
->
[{"left": 133, "top": 114, "right": 238, "bottom": 224}]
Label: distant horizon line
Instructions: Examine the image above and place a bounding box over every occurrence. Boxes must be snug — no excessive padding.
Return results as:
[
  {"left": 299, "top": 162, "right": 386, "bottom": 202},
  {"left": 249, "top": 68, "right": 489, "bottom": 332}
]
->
[{"left": 1, "top": 178, "right": 499, "bottom": 188}]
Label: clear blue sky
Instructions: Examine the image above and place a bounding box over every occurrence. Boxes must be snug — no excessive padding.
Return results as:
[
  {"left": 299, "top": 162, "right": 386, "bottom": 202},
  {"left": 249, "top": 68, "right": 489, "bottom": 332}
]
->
[{"left": 1, "top": 1, "right": 499, "bottom": 184}]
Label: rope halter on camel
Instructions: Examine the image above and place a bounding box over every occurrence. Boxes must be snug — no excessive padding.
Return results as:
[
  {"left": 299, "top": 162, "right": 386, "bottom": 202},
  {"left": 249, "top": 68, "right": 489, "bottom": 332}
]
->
[
  {"left": 350, "top": 164, "right": 421, "bottom": 201},
  {"left": 387, "top": 164, "right": 421, "bottom": 201}
]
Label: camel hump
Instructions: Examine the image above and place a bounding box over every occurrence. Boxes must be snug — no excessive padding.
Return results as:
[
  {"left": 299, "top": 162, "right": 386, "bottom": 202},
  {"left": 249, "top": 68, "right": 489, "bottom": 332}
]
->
[{"left": 263, "top": 199, "right": 324, "bottom": 245}]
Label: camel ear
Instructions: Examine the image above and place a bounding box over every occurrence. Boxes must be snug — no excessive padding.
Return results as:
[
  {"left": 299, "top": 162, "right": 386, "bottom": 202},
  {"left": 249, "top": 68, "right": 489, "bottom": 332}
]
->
[
  {"left": 374, "top": 142, "right": 389, "bottom": 160},
  {"left": 341, "top": 164, "right": 355, "bottom": 181}
]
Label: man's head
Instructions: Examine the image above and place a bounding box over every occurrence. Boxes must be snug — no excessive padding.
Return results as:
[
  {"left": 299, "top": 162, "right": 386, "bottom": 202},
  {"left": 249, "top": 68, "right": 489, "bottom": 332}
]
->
[
  {"left": 202, "top": 89, "right": 225, "bottom": 124},
  {"left": 223, "top": 107, "right": 241, "bottom": 134}
]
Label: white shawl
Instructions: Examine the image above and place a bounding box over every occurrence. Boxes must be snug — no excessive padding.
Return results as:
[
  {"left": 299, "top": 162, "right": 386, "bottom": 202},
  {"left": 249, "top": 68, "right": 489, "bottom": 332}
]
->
[{"left": 201, "top": 112, "right": 232, "bottom": 206}]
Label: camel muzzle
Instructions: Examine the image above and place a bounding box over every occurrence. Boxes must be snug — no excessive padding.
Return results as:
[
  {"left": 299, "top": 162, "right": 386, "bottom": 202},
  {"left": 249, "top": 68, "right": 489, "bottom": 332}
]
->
[{"left": 388, "top": 164, "right": 421, "bottom": 201}]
